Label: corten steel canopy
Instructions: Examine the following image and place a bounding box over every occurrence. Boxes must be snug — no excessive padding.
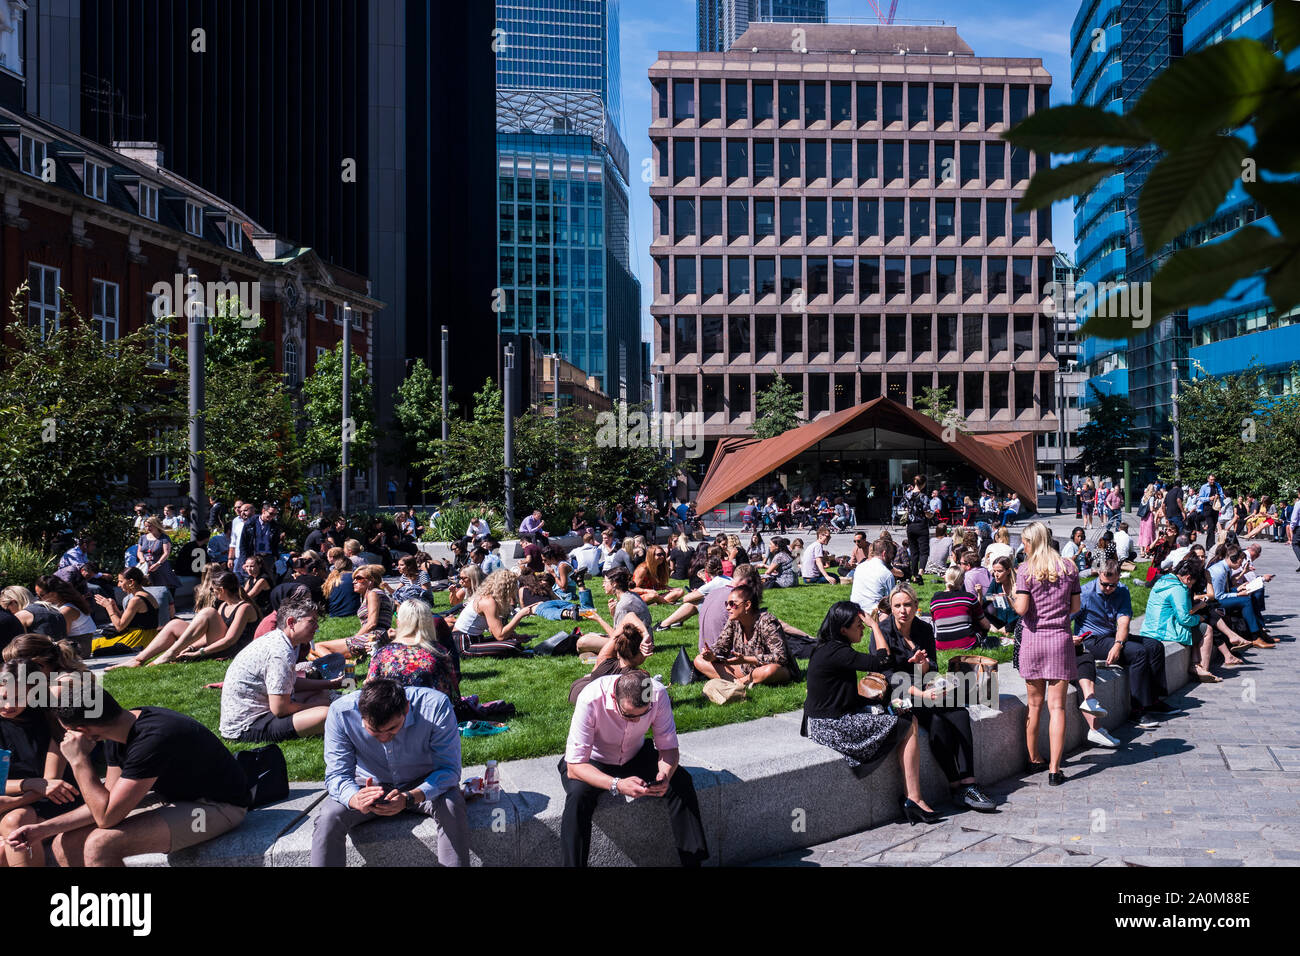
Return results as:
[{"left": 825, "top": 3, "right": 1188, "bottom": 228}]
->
[{"left": 695, "top": 397, "right": 1039, "bottom": 512}]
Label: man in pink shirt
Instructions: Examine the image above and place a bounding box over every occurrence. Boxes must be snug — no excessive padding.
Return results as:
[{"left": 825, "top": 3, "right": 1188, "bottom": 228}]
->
[{"left": 559, "top": 670, "right": 708, "bottom": 867}]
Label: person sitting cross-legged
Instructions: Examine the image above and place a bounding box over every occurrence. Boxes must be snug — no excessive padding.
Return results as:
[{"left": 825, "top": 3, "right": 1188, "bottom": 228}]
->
[
  {"left": 219, "top": 597, "right": 342, "bottom": 744},
  {"left": 693, "top": 584, "right": 793, "bottom": 689},
  {"left": 559, "top": 669, "right": 709, "bottom": 867},
  {"left": 3, "top": 690, "right": 250, "bottom": 866},
  {"left": 800, "top": 527, "right": 841, "bottom": 584},
  {"left": 311, "top": 678, "right": 469, "bottom": 867}
]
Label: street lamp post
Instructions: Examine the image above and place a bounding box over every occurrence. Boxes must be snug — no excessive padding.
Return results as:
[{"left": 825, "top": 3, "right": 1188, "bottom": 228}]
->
[
  {"left": 341, "top": 302, "right": 351, "bottom": 516},
  {"left": 1170, "top": 360, "right": 1181, "bottom": 480},
  {"left": 186, "top": 272, "right": 205, "bottom": 536},
  {"left": 503, "top": 342, "right": 515, "bottom": 531},
  {"left": 440, "top": 326, "right": 449, "bottom": 442},
  {"left": 1116, "top": 445, "right": 1145, "bottom": 514}
]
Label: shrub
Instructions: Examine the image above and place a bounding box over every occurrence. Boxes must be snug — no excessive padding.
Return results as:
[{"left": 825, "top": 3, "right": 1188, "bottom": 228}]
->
[
  {"left": 421, "top": 504, "right": 505, "bottom": 542},
  {"left": 0, "top": 538, "right": 55, "bottom": 591},
  {"left": 166, "top": 527, "right": 192, "bottom": 547},
  {"left": 80, "top": 511, "right": 138, "bottom": 574}
]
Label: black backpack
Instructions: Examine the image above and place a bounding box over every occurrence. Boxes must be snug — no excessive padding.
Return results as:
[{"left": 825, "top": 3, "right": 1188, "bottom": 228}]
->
[{"left": 236, "top": 744, "right": 290, "bottom": 809}]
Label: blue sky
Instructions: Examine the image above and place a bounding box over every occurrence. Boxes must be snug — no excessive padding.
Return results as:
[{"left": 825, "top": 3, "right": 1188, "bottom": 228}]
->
[{"left": 615, "top": 0, "right": 1081, "bottom": 337}]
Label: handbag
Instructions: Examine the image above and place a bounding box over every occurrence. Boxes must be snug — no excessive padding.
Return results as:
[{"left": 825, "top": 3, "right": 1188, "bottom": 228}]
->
[
  {"left": 236, "top": 744, "right": 289, "bottom": 809},
  {"left": 857, "top": 672, "right": 889, "bottom": 702},
  {"left": 533, "top": 627, "right": 581, "bottom": 656},
  {"left": 949, "top": 654, "right": 999, "bottom": 706},
  {"left": 670, "top": 646, "right": 697, "bottom": 685},
  {"left": 703, "top": 678, "right": 747, "bottom": 705}
]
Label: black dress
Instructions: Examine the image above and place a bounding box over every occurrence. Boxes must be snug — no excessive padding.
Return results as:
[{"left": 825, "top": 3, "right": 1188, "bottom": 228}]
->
[{"left": 801, "top": 639, "right": 903, "bottom": 769}]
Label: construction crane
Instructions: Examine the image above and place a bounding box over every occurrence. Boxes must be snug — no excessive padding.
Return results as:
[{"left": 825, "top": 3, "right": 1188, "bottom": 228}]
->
[{"left": 865, "top": 0, "right": 901, "bottom": 24}]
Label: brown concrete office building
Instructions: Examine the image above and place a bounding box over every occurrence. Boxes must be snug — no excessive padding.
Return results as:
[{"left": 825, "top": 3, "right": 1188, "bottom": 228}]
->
[{"left": 648, "top": 23, "right": 1060, "bottom": 460}]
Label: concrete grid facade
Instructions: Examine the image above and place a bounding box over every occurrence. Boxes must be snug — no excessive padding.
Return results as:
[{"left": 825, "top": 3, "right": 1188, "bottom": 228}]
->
[{"left": 649, "top": 24, "right": 1060, "bottom": 446}]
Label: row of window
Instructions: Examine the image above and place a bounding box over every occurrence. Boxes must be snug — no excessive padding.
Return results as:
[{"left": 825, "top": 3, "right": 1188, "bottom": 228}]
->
[
  {"left": 666, "top": 369, "right": 1053, "bottom": 419},
  {"left": 497, "top": 289, "right": 605, "bottom": 330},
  {"left": 1191, "top": 304, "right": 1300, "bottom": 347},
  {"left": 656, "top": 197, "right": 1047, "bottom": 245},
  {"left": 18, "top": 131, "right": 242, "bottom": 250},
  {"left": 655, "top": 79, "right": 1045, "bottom": 130},
  {"left": 498, "top": 177, "right": 604, "bottom": 205},
  {"left": 655, "top": 313, "right": 1053, "bottom": 363},
  {"left": 653, "top": 137, "right": 1036, "bottom": 186},
  {"left": 497, "top": 206, "right": 604, "bottom": 246},
  {"left": 656, "top": 255, "right": 1053, "bottom": 302}
]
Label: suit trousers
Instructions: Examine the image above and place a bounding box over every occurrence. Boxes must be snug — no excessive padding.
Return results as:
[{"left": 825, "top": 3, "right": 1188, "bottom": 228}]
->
[
  {"left": 1082, "top": 633, "right": 1169, "bottom": 708},
  {"left": 311, "top": 781, "right": 470, "bottom": 867}
]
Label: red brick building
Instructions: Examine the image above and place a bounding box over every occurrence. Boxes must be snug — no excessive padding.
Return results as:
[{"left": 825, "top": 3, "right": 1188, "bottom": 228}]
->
[{"left": 0, "top": 105, "right": 384, "bottom": 503}]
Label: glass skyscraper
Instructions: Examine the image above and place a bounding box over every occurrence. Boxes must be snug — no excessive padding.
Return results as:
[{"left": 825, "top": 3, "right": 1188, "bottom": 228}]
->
[
  {"left": 698, "top": 0, "right": 829, "bottom": 53},
  {"left": 495, "top": 0, "right": 642, "bottom": 399}
]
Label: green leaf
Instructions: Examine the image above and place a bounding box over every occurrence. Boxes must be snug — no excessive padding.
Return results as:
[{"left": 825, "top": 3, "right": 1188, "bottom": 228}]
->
[
  {"left": 1273, "top": 0, "right": 1300, "bottom": 53},
  {"left": 1148, "top": 225, "right": 1289, "bottom": 318},
  {"left": 1264, "top": 245, "right": 1300, "bottom": 314},
  {"left": 1077, "top": 310, "right": 1139, "bottom": 343},
  {"left": 1243, "top": 178, "right": 1300, "bottom": 235},
  {"left": 1249, "top": 90, "right": 1300, "bottom": 173},
  {"left": 1132, "top": 39, "right": 1284, "bottom": 151},
  {"left": 1016, "top": 161, "right": 1118, "bottom": 212},
  {"left": 1001, "top": 104, "right": 1150, "bottom": 152},
  {"left": 1138, "top": 135, "right": 1249, "bottom": 252}
]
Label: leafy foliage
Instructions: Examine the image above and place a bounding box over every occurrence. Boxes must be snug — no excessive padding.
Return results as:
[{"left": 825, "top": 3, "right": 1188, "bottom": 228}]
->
[
  {"left": 1076, "top": 387, "right": 1139, "bottom": 478},
  {"left": 300, "top": 342, "right": 376, "bottom": 481},
  {"left": 753, "top": 376, "right": 805, "bottom": 439},
  {"left": 422, "top": 504, "right": 506, "bottom": 542},
  {"left": 0, "top": 538, "right": 56, "bottom": 591},
  {"left": 0, "top": 287, "right": 182, "bottom": 545},
  {"left": 392, "top": 359, "right": 447, "bottom": 486},
  {"left": 913, "top": 384, "right": 967, "bottom": 433},
  {"left": 1005, "top": 34, "right": 1300, "bottom": 339}
]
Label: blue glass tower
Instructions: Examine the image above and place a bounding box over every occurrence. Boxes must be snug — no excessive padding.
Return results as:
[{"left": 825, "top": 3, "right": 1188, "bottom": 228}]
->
[
  {"left": 495, "top": 0, "right": 642, "bottom": 399},
  {"left": 697, "top": 0, "right": 829, "bottom": 53}
]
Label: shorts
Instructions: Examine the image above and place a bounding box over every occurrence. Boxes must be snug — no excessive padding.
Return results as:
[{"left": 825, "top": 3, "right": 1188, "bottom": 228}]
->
[
  {"left": 344, "top": 632, "right": 380, "bottom": 656},
  {"left": 231, "top": 710, "right": 300, "bottom": 743},
  {"left": 125, "top": 794, "right": 248, "bottom": 852}
]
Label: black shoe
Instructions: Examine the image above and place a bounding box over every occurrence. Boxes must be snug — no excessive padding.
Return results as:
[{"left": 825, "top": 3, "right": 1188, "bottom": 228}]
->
[
  {"left": 959, "top": 784, "right": 997, "bottom": 812},
  {"left": 1027, "top": 759, "right": 1048, "bottom": 774},
  {"left": 900, "top": 797, "right": 942, "bottom": 825},
  {"left": 1047, "top": 771, "right": 1065, "bottom": 786}
]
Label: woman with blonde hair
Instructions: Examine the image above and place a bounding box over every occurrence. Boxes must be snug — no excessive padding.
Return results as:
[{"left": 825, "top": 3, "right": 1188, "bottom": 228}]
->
[
  {"left": 449, "top": 564, "right": 482, "bottom": 607},
  {"left": 1012, "top": 521, "right": 1081, "bottom": 786},
  {"left": 323, "top": 557, "right": 360, "bottom": 618},
  {"left": 983, "top": 527, "right": 1013, "bottom": 567},
  {"left": 449, "top": 568, "right": 536, "bottom": 657},
  {"left": 343, "top": 538, "right": 364, "bottom": 568},
  {"left": 31, "top": 576, "right": 95, "bottom": 657},
  {"left": 89, "top": 568, "right": 160, "bottom": 656},
  {"left": 192, "top": 564, "right": 226, "bottom": 612},
  {"left": 137, "top": 516, "right": 181, "bottom": 590},
  {"left": 367, "top": 599, "right": 460, "bottom": 700},
  {"left": 1137, "top": 483, "right": 1158, "bottom": 555},
  {"left": 110, "top": 570, "right": 256, "bottom": 667},
  {"left": 2, "top": 586, "right": 67, "bottom": 641},
  {"left": 310, "top": 565, "right": 393, "bottom": 660}
]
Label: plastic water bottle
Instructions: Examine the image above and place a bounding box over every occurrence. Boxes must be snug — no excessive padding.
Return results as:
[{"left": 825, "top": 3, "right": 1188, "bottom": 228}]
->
[
  {"left": 484, "top": 759, "right": 500, "bottom": 802},
  {"left": 0, "top": 749, "right": 10, "bottom": 793}
]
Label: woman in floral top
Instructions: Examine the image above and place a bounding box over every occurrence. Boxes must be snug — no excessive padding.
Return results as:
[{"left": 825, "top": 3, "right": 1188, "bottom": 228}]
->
[
  {"left": 367, "top": 599, "right": 460, "bottom": 701},
  {"left": 694, "top": 584, "right": 793, "bottom": 688}
]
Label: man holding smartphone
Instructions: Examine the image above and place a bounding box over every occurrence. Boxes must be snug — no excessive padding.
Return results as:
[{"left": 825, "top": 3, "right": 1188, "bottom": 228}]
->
[
  {"left": 312, "top": 679, "right": 469, "bottom": 866},
  {"left": 559, "top": 669, "right": 708, "bottom": 867}
]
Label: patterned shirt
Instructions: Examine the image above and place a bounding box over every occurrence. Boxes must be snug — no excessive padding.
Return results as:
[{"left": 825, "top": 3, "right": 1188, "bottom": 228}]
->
[{"left": 714, "top": 610, "right": 789, "bottom": 667}]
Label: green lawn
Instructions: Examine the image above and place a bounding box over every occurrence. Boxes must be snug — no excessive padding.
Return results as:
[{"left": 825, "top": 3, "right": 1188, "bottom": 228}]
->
[{"left": 100, "top": 563, "right": 1151, "bottom": 780}]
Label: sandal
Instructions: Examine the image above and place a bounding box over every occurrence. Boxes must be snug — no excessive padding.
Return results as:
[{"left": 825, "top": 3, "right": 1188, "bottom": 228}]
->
[{"left": 1195, "top": 670, "right": 1223, "bottom": 683}]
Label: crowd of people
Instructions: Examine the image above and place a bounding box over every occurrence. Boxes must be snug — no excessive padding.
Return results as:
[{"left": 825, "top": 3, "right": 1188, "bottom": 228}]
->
[{"left": 1, "top": 474, "right": 1294, "bottom": 868}]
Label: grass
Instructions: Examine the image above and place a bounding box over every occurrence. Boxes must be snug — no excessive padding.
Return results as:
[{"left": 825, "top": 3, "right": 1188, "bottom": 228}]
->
[{"left": 100, "top": 562, "right": 1152, "bottom": 780}]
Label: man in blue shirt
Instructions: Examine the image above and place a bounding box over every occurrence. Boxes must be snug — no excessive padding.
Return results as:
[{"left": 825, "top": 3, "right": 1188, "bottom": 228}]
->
[
  {"left": 312, "top": 679, "right": 469, "bottom": 867},
  {"left": 1075, "top": 560, "right": 1173, "bottom": 725},
  {"left": 1197, "top": 474, "right": 1223, "bottom": 534},
  {"left": 1208, "top": 546, "right": 1264, "bottom": 639},
  {"left": 1054, "top": 475, "right": 1065, "bottom": 514}
]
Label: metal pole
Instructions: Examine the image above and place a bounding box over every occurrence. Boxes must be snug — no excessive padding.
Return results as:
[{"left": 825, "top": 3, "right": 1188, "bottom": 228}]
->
[
  {"left": 1124, "top": 458, "right": 1132, "bottom": 513},
  {"left": 440, "top": 326, "right": 449, "bottom": 442},
  {"left": 503, "top": 342, "right": 515, "bottom": 531},
  {"left": 1170, "top": 360, "right": 1181, "bottom": 480},
  {"left": 187, "top": 273, "right": 206, "bottom": 537},
  {"left": 1057, "top": 369, "right": 1065, "bottom": 481},
  {"left": 341, "top": 302, "right": 351, "bottom": 516}
]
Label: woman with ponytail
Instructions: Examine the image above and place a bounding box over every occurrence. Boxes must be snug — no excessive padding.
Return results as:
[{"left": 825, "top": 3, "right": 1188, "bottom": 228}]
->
[
  {"left": 108, "top": 571, "right": 256, "bottom": 667},
  {"left": 568, "top": 615, "right": 654, "bottom": 704}
]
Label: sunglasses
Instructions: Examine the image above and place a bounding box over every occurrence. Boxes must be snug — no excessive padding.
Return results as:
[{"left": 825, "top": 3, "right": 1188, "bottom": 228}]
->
[
  {"left": 1099, "top": 580, "right": 1119, "bottom": 590},
  {"left": 725, "top": 599, "right": 747, "bottom": 609}
]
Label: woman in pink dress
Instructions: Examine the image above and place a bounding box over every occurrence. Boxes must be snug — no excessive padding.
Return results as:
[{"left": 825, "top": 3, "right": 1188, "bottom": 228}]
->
[
  {"left": 1137, "top": 483, "right": 1157, "bottom": 555},
  {"left": 1013, "top": 521, "right": 1081, "bottom": 787}
]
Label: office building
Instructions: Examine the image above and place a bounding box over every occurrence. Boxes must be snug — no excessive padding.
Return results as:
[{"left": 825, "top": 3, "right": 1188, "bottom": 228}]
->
[
  {"left": 1041, "top": 252, "right": 1086, "bottom": 478},
  {"left": 698, "top": 1, "right": 831, "bottom": 53},
  {"left": 650, "top": 22, "right": 1059, "bottom": 461},
  {"left": 496, "top": 0, "right": 643, "bottom": 401}
]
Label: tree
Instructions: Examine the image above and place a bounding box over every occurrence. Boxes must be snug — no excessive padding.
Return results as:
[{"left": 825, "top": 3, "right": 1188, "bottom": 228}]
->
[
  {"left": 392, "top": 359, "right": 446, "bottom": 486},
  {"left": 914, "top": 384, "right": 967, "bottom": 434},
  {"left": 0, "top": 287, "right": 182, "bottom": 545},
  {"left": 1005, "top": 3, "right": 1300, "bottom": 339},
  {"left": 1075, "top": 387, "right": 1137, "bottom": 479},
  {"left": 753, "top": 376, "right": 805, "bottom": 439},
  {"left": 300, "top": 342, "right": 376, "bottom": 484},
  {"left": 165, "top": 301, "right": 302, "bottom": 504}
]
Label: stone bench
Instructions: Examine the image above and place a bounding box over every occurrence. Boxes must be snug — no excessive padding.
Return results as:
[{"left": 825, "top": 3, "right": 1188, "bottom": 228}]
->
[{"left": 127, "top": 632, "right": 1201, "bottom": 867}]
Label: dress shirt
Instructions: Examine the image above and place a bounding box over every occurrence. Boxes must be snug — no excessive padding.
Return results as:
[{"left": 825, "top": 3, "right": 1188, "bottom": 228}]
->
[
  {"left": 850, "top": 557, "right": 895, "bottom": 615},
  {"left": 519, "top": 515, "right": 543, "bottom": 535},
  {"left": 1207, "top": 560, "right": 1235, "bottom": 598},
  {"left": 324, "top": 686, "right": 461, "bottom": 808},
  {"left": 59, "top": 545, "right": 88, "bottom": 570},
  {"left": 565, "top": 674, "right": 677, "bottom": 766},
  {"left": 1074, "top": 578, "right": 1132, "bottom": 637}
]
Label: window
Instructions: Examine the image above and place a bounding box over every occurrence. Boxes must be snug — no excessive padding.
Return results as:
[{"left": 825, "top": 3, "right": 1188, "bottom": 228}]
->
[
  {"left": 700, "top": 80, "right": 721, "bottom": 122},
  {"left": 673, "top": 198, "right": 695, "bottom": 241},
  {"left": 780, "top": 198, "right": 802, "bottom": 242},
  {"left": 147, "top": 294, "right": 170, "bottom": 367},
  {"left": 780, "top": 258, "right": 802, "bottom": 301},
  {"left": 804, "top": 83, "right": 826, "bottom": 124},
  {"left": 830, "top": 83, "right": 852, "bottom": 124},
  {"left": 960, "top": 141, "right": 980, "bottom": 184},
  {"left": 726, "top": 80, "right": 748, "bottom": 124},
  {"left": 908, "top": 85, "right": 928, "bottom": 127},
  {"left": 703, "top": 375, "right": 724, "bottom": 415},
  {"left": 884, "top": 257, "right": 906, "bottom": 298},
  {"left": 911, "top": 258, "right": 931, "bottom": 296},
  {"left": 833, "top": 314, "right": 855, "bottom": 357},
  {"left": 935, "top": 142, "right": 954, "bottom": 186},
  {"left": 936, "top": 258, "right": 957, "bottom": 297},
  {"left": 673, "top": 79, "right": 695, "bottom": 122},
  {"left": 886, "top": 373, "right": 907, "bottom": 403},
  {"left": 700, "top": 139, "right": 722, "bottom": 179},
  {"left": 700, "top": 198, "right": 722, "bottom": 240},
  {"left": 19, "top": 133, "right": 45, "bottom": 177},
  {"left": 884, "top": 199, "right": 905, "bottom": 241},
  {"left": 808, "top": 257, "right": 828, "bottom": 296},
  {"left": 964, "top": 371, "right": 984, "bottom": 414},
  {"left": 988, "top": 258, "right": 1008, "bottom": 296},
  {"left": 857, "top": 83, "right": 877, "bottom": 124},
  {"left": 753, "top": 139, "right": 774, "bottom": 179},
  {"left": 655, "top": 139, "right": 668, "bottom": 177},
  {"left": 860, "top": 315, "right": 881, "bottom": 355},
  {"left": 85, "top": 161, "right": 108, "bottom": 201},
  {"left": 727, "top": 139, "right": 748, "bottom": 182},
  {"left": 1009, "top": 86, "right": 1029, "bottom": 126},
  {"left": 186, "top": 201, "right": 204, "bottom": 236},
  {"left": 858, "top": 199, "right": 879, "bottom": 241},
  {"left": 990, "top": 372, "right": 1009, "bottom": 411},
  {"left": 985, "top": 142, "right": 1005, "bottom": 183},
  {"left": 805, "top": 198, "right": 826, "bottom": 240},
  {"left": 1010, "top": 145, "right": 1030, "bottom": 182},
  {"left": 1014, "top": 313, "right": 1034, "bottom": 357},
  {"left": 832, "top": 199, "right": 853, "bottom": 240},
  {"left": 1012, "top": 259, "right": 1034, "bottom": 298},
  {"left": 702, "top": 315, "right": 723, "bottom": 358},
  {"left": 961, "top": 199, "right": 982, "bottom": 241},
  {"left": 93, "top": 279, "right": 119, "bottom": 343},
  {"left": 937, "top": 314, "right": 958, "bottom": 355},
  {"left": 782, "top": 314, "right": 803, "bottom": 356},
  {"left": 727, "top": 198, "right": 748, "bottom": 241},
  {"left": 962, "top": 256, "right": 982, "bottom": 297},
  {"left": 986, "top": 199, "right": 1007, "bottom": 239},
  {"left": 676, "top": 376, "right": 698, "bottom": 412},
  {"left": 912, "top": 314, "right": 932, "bottom": 359},
  {"left": 730, "top": 375, "right": 752, "bottom": 416},
  {"left": 936, "top": 200, "right": 955, "bottom": 239},
  {"left": 833, "top": 257, "right": 854, "bottom": 298},
  {"left": 1014, "top": 373, "right": 1035, "bottom": 416},
  {"left": 859, "top": 257, "right": 879, "bottom": 297},
  {"left": 27, "top": 263, "right": 59, "bottom": 335},
  {"left": 755, "top": 257, "right": 776, "bottom": 296},
  {"left": 755, "top": 315, "right": 776, "bottom": 355},
  {"left": 675, "top": 258, "right": 696, "bottom": 298},
  {"left": 779, "top": 81, "right": 800, "bottom": 125},
  {"left": 654, "top": 80, "right": 668, "bottom": 119},
  {"left": 909, "top": 141, "right": 929, "bottom": 183},
  {"left": 857, "top": 141, "right": 878, "bottom": 182},
  {"left": 1012, "top": 208, "right": 1032, "bottom": 240},
  {"left": 226, "top": 218, "right": 243, "bottom": 251},
  {"left": 753, "top": 81, "right": 774, "bottom": 121},
  {"left": 963, "top": 314, "right": 983, "bottom": 359},
  {"left": 140, "top": 183, "right": 160, "bottom": 221},
  {"left": 805, "top": 139, "right": 826, "bottom": 181},
  {"left": 884, "top": 141, "right": 903, "bottom": 181},
  {"left": 285, "top": 338, "right": 301, "bottom": 387},
  {"left": 985, "top": 85, "right": 1005, "bottom": 125},
  {"left": 959, "top": 85, "right": 979, "bottom": 126},
  {"left": 934, "top": 85, "right": 953, "bottom": 125},
  {"left": 755, "top": 199, "right": 775, "bottom": 238},
  {"left": 882, "top": 83, "right": 902, "bottom": 123},
  {"left": 674, "top": 140, "right": 695, "bottom": 182},
  {"left": 701, "top": 258, "right": 723, "bottom": 298},
  {"left": 728, "top": 257, "right": 750, "bottom": 298},
  {"left": 909, "top": 199, "right": 930, "bottom": 241},
  {"left": 831, "top": 141, "right": 852, "bottom": 182},
  {"left": 779, "top": 140, "right": 800, "bottom": 182},
  {"left": 675, "top": 315, "right": 697, "bottom": 356},
  {"left": 989, "top": 313, "right": 1009, "bottom": 354}
]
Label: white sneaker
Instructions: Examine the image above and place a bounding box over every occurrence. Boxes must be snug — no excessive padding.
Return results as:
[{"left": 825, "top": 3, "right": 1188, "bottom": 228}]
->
[
  {"left": 1079, "top": 696, "right": 1108, "bottom": 716},
  {"left": 1087, "top": 728, "right": 1121, "bottom": 748}
]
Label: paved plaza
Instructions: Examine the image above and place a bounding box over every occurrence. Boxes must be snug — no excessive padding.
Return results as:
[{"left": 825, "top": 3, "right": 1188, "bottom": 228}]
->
[{"left": 754, "top": 515, "right": 1300, "bottom": 866}]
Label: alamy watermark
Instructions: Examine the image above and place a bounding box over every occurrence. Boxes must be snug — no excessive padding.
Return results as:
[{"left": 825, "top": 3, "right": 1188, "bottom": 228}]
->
[
  {"left": 149, "top": 273, "right": 262, "bottom": 328},
  {"left": 595, "top": 402, "right": 703, "bottom": 459},
  {"left": 0, "top": 665, "right": 102, "bottom": 719},
  {"left": 1041, "top": 278, "right": 1151, "bottom": 329}
]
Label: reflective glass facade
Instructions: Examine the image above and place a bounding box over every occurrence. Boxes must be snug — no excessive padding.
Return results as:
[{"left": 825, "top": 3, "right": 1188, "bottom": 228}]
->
[{"left": 697, "top": 0, "right": 829, "bottom": 53}]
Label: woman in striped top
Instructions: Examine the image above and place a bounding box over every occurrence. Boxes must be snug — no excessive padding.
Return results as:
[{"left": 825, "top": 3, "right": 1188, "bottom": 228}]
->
[{"left": 928, "top": 566, "right": 993, "bottom": 653}]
